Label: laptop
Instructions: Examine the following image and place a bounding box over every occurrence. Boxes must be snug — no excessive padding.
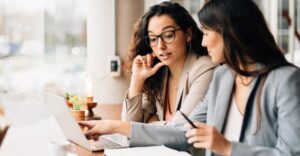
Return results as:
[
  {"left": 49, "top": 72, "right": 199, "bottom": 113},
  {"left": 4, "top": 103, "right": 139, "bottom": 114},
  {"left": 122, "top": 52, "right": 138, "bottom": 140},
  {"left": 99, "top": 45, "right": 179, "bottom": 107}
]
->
[{"left": 42, "top": 92, "right": 129, "bottom": 151}]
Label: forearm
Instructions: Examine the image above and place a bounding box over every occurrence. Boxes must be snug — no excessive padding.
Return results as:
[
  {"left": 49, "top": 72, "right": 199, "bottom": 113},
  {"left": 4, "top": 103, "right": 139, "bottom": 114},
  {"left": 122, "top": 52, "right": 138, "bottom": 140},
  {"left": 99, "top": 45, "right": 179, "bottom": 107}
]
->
[
  {"left": 122, "top": 92, "right": 153, "bottom": 122},
  {"left": 129, "top": 122, "right": 190, "bottom": 151},
  {"left": 128, "top": 74, "right": 145, "bottom": 98},
  {"left": 111, "top": 121, "right": 131, "bottom": 138}
]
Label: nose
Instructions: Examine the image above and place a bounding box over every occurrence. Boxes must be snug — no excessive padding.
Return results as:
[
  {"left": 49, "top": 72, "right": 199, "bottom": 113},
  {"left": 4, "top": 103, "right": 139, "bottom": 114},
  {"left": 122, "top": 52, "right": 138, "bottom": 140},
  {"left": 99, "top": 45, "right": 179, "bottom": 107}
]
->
[
  {"left": 201, "top": 36, "right": 207, "bottom": 47},
  {"left": 157, "top": 37, "right": 166, "bottom": 49}
]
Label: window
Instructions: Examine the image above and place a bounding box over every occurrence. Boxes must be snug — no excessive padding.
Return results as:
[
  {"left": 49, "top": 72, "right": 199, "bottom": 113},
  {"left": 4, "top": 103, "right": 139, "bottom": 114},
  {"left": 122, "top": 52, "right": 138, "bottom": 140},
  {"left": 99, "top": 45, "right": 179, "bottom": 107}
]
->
[{"left": 0, "top": 0, "right": 87, "bottom": 97}]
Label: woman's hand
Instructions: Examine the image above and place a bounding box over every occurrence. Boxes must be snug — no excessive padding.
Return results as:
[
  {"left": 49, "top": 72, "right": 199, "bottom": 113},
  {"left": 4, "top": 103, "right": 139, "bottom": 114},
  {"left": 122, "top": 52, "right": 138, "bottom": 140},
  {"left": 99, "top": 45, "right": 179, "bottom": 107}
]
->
[
  {"left": 129, "top": 53, "right": 165, "bottom": 98},
  {"left": 132, "top": 53, "right": 164, "bottom": 80},
  {"left": 185, "top": 122, "right": 232, "bottom": 156},
  {"left": 78, "top": 120, "right": 131, "bottom": 141}
]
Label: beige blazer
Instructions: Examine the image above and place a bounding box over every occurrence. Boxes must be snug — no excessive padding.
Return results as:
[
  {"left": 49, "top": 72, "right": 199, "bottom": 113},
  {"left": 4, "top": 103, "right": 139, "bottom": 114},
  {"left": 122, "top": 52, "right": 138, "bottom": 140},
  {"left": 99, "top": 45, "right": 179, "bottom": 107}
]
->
[{"left": 121, "top": 53, "right": 216, "bottom": 123}]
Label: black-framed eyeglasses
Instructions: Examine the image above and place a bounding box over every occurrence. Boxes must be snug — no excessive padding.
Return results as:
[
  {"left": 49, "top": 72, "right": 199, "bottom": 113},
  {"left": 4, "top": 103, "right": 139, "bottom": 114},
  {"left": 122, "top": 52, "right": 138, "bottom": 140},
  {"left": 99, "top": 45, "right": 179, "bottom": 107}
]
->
[{"left": 145, "top": 28, "right": 181, "bottom": 47}]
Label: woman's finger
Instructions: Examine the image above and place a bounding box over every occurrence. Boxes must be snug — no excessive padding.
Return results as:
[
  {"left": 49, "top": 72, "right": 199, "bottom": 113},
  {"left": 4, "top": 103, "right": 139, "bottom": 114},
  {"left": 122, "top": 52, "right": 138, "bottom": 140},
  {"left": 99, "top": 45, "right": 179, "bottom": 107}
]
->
[
  {"left": 187, "top": 135, "right": 208, "bottom": 144},
  {"left": 91, "top": 134, "right": 100, "bottom": 141},
  {"left": 151, "top": 52, "right": 157, "bottom": 58},
  {"left": 141, "top": 56, "right": 147, "bottom": 68},
  {"left": 146, "top": 53, "right": 153, "bottom": 68},
  {"left": 186, "top": 128, "right": 197, "bottom": 138},
  {"left": 151, "top": 62, "right": 164, "bottom": 74},
  {"left": 193, "top": 122, "right": 206, "bottom": 127},
  {"left": 134, "top": 55, "right": 145, "bottom": 64},
  {"left": 84, "top": 128, "right": 99, "bottom": 140},
  {"left": 78, "top": 121, "right": 94, "bottom": 129},
  {"left": 192, "top": 141, "right": 209, "bottom": 149}
]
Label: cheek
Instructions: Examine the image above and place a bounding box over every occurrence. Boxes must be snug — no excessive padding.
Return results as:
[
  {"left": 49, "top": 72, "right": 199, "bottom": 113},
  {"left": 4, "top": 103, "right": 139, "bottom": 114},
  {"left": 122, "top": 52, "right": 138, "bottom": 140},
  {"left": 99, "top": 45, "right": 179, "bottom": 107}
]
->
[
  {"left": 173, "top": 35, "right": 187, "bottom": 48},
  {"left": 151, "top": 47, "right": 159, "bottom": 54},
  {"left": 173, "top": 40, "right": 187, "bottom": 51}
]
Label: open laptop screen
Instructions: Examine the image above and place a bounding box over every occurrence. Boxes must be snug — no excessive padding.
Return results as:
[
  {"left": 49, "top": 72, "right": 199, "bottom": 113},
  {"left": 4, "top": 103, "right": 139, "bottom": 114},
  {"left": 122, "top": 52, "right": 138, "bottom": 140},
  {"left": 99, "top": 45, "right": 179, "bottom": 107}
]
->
[{"left": 42, "top": 92, "right": 128, "bottom": 151}]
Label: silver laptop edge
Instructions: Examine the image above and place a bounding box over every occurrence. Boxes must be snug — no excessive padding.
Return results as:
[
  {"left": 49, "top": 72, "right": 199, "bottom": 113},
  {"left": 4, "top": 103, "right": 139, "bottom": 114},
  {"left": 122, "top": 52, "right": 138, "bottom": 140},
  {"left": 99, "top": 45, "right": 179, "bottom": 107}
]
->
[{"left": 43, "top": 92, "right": 98, "bottom": 151}]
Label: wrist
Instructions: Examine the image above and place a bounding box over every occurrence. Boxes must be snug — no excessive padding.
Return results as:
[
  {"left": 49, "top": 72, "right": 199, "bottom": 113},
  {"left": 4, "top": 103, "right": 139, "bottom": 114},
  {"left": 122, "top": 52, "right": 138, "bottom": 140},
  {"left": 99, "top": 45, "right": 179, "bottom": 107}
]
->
[
  {"left": 129, "top": 76, "right": 145, "bottom": 98},
  {"left": 112, "top": 121, "right": 131, "bottom": 137},
  {"left": 131, "top": 73, "right": 146, "bottom": 82},
  {"left": 224, "top": 141, "right": 232, "bottom": 156}
]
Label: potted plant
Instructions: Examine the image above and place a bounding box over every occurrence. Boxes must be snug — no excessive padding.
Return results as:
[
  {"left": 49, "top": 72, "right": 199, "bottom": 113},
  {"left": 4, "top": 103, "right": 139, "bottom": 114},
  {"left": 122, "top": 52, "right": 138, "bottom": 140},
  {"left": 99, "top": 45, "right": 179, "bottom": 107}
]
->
[
  {"left": 69, "top": 95, "right": 85, "bottom": 121},
  {"left": 64, "top": 92, "right": 73, "bottom": 108}
]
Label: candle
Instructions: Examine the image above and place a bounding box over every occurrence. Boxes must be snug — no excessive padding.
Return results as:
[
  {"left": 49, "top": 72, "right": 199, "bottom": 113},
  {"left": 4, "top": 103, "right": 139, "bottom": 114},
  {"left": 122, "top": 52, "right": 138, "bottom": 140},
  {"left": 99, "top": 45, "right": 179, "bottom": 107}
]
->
[
  {"left": 86, "top": 96, "right": 93, "bottom": 103},
  {"left": 85, "top": 78, "right": 94, "bottom": 103},
  {"left": 86, "top": 80, "right": 93, "bottom": 97}
]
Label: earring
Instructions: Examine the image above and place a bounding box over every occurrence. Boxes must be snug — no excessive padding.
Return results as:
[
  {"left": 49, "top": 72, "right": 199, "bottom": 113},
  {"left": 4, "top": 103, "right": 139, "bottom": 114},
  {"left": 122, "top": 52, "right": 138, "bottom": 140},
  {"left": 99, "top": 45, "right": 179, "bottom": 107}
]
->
[{"left": 187, "top": 42, "right": 192, "bottom": 52}]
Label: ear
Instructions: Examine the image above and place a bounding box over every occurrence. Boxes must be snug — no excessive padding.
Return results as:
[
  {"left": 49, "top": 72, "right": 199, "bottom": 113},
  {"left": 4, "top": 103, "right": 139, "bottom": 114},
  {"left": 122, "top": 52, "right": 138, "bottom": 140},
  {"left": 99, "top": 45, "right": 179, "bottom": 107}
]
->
[{"left": 186, "top": 28, "right": 192, "bottom": 42}]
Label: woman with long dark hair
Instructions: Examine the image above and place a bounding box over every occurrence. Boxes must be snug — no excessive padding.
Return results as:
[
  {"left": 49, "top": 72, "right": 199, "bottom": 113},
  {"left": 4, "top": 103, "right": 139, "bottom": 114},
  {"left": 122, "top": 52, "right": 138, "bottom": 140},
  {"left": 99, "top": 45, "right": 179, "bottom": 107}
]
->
[
  {"left": 183, "top": 0, "right": 300, "bottom": 155},
  {"left": 80, "top": 1, "right": 300, "bottom": 155},
  {"left": 122, "top": 2, "right": 215, "bottom": 123}
]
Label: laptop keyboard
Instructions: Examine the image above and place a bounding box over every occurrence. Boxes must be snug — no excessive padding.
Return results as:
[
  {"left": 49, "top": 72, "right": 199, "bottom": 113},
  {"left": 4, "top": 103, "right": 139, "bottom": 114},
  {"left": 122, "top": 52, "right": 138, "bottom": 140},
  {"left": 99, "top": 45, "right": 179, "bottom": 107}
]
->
[{"left": 90, "top": 137, "right": 122, "bottom": 149}]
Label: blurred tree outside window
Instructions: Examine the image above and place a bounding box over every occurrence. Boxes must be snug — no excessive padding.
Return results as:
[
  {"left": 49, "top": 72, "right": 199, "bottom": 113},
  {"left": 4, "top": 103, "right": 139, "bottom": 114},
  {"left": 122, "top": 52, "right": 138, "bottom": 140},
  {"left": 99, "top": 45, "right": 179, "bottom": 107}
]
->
[{"left": 0, "top": 0, "right": 87, "bottom": 95}]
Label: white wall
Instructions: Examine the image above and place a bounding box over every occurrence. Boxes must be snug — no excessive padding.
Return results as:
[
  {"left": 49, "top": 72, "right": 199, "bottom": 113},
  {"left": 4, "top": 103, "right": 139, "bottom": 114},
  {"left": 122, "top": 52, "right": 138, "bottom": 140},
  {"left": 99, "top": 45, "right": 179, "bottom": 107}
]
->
[{"left": 86, "top": 0, "right": 144, "bottom": 104}]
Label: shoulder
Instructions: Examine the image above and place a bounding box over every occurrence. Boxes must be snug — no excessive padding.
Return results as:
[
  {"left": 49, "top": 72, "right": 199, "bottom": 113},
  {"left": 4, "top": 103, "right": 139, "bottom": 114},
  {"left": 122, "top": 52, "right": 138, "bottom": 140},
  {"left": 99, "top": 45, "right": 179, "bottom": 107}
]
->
[
  {"left": 189, "top": 55, "right": 217, "bottom": 76},
  {"left": 269, "top": 65, "right": 299, "bottom": 76},
  {"left": 194, "top": 55, "right": 216, "bottom": 68},
  {"left": 212, "top": 64, "right": 232, "bottom": 79},
  {"left": 267, "top": 65, "right": 300, "bottom": 86}
]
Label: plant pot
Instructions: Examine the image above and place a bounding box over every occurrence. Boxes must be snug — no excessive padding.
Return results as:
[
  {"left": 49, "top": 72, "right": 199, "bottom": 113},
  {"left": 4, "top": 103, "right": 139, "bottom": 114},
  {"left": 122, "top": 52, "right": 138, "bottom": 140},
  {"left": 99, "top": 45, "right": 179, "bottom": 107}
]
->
[
  {"left": 71, "top": 110, "right": 85, "bottom": 121},
  {"left": 66, "top": 100, "right": 73, "bottom": 108}
]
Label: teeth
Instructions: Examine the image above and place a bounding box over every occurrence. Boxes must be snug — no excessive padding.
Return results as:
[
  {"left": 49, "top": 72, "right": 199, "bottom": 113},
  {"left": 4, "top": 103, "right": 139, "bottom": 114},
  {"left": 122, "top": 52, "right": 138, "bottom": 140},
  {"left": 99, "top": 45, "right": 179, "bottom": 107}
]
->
[{"left": 160, "top": 53, "right": 169, "bottom": 56}]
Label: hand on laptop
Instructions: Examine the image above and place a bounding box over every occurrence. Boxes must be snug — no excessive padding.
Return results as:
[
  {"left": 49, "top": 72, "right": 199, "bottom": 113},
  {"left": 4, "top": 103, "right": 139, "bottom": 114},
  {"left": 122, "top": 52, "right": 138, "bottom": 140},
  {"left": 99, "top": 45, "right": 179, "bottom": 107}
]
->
[{"left": 78, "top": 120, "right": 131, "bottom": 141}]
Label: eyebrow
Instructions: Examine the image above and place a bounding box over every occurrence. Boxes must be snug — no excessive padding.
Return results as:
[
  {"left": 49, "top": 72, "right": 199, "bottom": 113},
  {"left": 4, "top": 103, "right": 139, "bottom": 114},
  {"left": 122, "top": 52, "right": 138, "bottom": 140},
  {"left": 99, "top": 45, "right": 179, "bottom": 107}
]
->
[{"left": 148, "top": 25, "right": 177, "bottom": 34}]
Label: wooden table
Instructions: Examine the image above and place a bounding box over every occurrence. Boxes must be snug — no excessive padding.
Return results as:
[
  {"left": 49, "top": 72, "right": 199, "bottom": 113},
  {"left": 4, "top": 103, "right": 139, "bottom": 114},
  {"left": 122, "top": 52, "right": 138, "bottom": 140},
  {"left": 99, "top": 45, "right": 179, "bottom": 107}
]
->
[
  {"left": 0, "top": 104, "right": 122, "bottom": 156},
  {"left": 75, "top": 145, "right": 103, "bottom": 156}
]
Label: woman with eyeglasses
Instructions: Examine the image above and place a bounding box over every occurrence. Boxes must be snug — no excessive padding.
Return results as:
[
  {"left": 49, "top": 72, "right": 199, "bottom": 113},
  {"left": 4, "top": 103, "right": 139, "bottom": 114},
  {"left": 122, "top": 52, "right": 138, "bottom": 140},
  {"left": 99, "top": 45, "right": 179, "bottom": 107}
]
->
[
  {"left": 79, "top": 0, "right": 300, "bottom": 155},
  {"left": 121, "top": 2, "right": 216, "bottom": 123}
]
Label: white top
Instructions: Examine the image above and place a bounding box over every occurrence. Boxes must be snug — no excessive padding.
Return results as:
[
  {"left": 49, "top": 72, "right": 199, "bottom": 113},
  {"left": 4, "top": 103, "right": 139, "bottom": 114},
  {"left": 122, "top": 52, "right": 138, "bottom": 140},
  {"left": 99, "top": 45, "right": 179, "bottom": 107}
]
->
[{"left": 223, "top": 98, "right": 243, "bottom": 141}]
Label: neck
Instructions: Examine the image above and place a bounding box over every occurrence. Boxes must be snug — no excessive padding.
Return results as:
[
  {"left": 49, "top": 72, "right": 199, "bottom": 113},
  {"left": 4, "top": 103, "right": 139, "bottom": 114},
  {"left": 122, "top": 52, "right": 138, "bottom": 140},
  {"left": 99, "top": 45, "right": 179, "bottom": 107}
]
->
[
  {"left": 168, "top": 53, "right": 187, "bottom": 79},
  {"left": 240, "top": 63, "right": 256, "bottom": 72},
  {"left": 236, "top": 63, "right": 257, "bottom": 86}
]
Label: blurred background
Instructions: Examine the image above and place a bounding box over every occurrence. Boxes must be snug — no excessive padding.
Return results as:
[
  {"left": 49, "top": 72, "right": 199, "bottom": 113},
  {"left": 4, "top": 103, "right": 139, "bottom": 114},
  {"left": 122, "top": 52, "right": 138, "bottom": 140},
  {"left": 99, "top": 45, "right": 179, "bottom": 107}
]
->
[{"left": 0, "top": 0, "right": 300, "bottom": 126}]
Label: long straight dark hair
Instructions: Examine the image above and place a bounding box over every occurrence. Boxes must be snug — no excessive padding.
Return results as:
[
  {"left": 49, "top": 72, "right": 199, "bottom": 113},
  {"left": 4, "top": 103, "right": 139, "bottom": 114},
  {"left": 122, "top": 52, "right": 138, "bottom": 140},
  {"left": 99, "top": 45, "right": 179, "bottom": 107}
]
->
[
  {"left": 127, "top": 2, "right": 207, "bottom": 107},
  {"left": 198, "top": 0, "right": 295, "bottom": 133},
  {"left": 198, "top": 0, "right": 293, "bottom": 77}
]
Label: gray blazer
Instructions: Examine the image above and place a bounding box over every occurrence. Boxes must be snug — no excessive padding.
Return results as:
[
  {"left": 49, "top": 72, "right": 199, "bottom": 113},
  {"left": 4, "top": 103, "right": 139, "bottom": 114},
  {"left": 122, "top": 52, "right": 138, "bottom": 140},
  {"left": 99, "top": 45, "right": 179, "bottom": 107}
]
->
[
  {"left": 122, "top": 53, "right": 216, "bottom": 122},
  {"left": 129, "top": 65, "right": 300, "bottom": 156}
]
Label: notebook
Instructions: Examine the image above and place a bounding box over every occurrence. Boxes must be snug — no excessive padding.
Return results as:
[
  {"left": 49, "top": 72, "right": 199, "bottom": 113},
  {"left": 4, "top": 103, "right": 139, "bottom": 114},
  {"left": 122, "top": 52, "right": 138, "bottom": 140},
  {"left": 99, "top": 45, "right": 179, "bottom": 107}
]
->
[
  {"left": 104, "top": 145, "right": 191, "bottom": 156},
  {"left": 42, "top": 92, "right": 129, "bottom": 151}
]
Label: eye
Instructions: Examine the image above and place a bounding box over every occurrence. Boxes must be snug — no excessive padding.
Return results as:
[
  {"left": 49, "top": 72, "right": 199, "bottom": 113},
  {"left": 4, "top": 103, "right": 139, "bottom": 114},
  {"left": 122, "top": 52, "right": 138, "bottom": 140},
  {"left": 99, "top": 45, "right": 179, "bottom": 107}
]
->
[
  {"left": 162, "top": 32, "right": 174, "bottom": 39},
  {"left": 148, "top": 36, "right": 157, "bottom": 43}
]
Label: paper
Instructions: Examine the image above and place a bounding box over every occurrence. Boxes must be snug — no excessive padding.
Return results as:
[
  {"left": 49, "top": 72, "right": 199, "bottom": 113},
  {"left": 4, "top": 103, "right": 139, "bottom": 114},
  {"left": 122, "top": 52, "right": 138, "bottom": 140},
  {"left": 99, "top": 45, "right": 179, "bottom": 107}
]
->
[{"left": 104, "top": 145, "right": 191, "bottom": 156}]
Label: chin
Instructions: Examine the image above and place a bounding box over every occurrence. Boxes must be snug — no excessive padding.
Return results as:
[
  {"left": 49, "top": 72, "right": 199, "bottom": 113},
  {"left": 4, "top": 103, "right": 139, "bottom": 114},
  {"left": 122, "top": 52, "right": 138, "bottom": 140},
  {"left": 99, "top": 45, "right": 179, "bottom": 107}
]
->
[
  {"left": 212, "top": 58, "right": 225, "bottom": 64},
  {"left": 160, "top": 60, "right": 171, "bottom": 66},
  {"left": 211, "top": 58, "right": 220, "bottom": 64}
]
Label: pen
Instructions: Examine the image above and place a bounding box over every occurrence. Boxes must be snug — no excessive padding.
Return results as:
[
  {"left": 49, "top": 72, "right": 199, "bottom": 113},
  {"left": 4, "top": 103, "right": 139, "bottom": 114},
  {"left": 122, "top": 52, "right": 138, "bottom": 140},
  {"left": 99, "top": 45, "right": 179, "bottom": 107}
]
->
[{"left": 179, "top": 111, "right": 197, "bottom": 128}]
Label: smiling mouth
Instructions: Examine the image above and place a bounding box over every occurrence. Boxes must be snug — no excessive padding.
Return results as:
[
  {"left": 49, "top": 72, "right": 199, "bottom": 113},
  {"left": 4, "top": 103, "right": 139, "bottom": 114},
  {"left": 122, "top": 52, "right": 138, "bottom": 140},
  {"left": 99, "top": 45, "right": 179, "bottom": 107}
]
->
[
  {"left": 159, "top": 53, "right": 171, "bottom": 56},
  {"left": 159, "top": 53, "right": 171, "bottom": 60}
]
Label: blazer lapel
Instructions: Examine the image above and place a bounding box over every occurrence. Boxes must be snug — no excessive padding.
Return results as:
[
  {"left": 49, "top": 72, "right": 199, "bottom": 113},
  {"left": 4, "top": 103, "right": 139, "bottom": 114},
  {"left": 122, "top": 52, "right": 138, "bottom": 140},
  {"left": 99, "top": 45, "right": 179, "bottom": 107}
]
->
[
  {"left": 157, "top": 68, "right": 168, "bottom": 120},
  {"left": 213, "top": 71, "right": 235, "bottom": 132},
  {"left": 175, "top": 53, "right": 198, "bottom": 110}
]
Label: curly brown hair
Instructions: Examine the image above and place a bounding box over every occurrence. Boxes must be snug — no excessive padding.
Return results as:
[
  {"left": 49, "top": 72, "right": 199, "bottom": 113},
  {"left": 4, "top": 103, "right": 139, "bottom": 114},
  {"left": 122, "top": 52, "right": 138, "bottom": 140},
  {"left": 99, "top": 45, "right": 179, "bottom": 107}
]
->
[{"left": 126, "top": 2, "right": 207, "bottom": 107}]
